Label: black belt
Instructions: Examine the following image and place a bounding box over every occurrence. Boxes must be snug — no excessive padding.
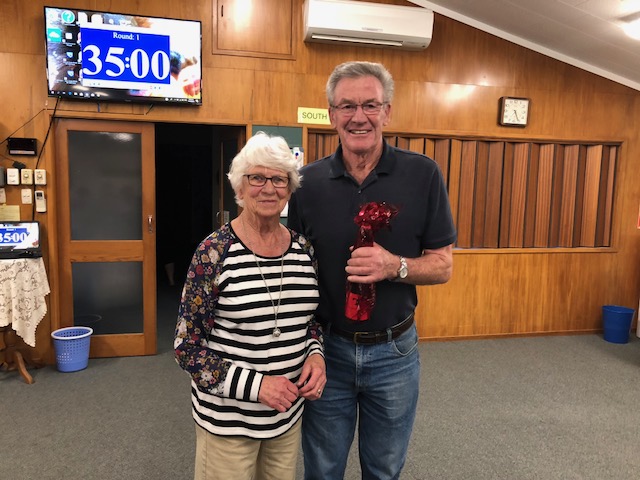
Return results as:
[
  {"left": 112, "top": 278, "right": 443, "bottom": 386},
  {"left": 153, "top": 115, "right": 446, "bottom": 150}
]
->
[{"left": 328, "top": 315, "right": 414, "bottom": 345}]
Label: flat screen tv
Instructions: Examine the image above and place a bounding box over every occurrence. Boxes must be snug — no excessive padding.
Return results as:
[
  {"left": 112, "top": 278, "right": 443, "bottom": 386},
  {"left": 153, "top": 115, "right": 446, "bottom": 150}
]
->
[{"left": 44, "top": 6, "right": 202, "bottom": 105}]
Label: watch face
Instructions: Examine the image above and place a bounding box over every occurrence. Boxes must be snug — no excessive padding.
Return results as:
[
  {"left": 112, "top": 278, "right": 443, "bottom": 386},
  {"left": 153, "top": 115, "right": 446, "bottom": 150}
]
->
[
  {"left": 398, "top": 257, "right": 408, "bottom": 278},
  {"left": 500, "top": 97, "right": 529, "bottom": 126}
]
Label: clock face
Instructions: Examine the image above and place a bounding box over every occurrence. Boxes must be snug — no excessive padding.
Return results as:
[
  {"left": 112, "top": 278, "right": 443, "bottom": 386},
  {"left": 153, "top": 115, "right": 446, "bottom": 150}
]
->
[{"left": 500, "top": 97, "right": 529, "bottom": 126}]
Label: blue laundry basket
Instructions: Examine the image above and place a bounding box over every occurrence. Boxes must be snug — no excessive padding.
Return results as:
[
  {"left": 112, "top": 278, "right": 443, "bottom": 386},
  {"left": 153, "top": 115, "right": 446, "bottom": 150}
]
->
[{"left": 51, "top": 326, "right": 93, "bottom": 372}]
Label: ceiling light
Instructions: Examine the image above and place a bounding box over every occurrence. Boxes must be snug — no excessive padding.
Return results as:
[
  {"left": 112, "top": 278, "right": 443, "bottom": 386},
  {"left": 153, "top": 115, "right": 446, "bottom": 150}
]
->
[{"left": 623, "top": 18, "right": 640, "bottom": 39}]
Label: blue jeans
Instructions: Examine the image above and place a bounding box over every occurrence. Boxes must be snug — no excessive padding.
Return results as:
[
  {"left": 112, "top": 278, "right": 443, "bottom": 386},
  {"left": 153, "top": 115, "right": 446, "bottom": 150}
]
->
[{"left": 302, "top": 324, "right": 420, "bottom": 480}]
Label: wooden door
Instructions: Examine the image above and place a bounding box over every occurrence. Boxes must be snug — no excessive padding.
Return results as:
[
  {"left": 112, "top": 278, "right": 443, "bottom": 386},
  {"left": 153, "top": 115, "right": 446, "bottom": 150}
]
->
[{"left": 55, "top": 119, "right": 156, "bottom": 357}]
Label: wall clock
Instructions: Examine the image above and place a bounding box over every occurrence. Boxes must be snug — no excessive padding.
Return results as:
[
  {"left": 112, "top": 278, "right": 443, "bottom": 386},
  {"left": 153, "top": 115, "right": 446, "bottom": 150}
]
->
[{"left": 499, "top": 96, "right": 530, "bottom": 127}]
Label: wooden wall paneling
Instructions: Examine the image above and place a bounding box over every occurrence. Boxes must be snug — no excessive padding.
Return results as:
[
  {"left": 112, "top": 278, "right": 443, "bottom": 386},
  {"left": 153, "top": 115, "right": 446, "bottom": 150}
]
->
[
  {"left": 447, "top": 139, "right": 463, "bottom": 243},
  {"left": 549, "top": 145, "right": 565, "bottom": 247},
  {"left": 508, "top": 143, "right": 530, "bottom": 247},
  {"left": 456, "top": 141, "right": 477, "bottom": 247},
  {"left": 424, "top": 138, "right": 435, "bottom": 159},
  {"left": 594, "top": 145, "right": 614, "bottom": 246},
  {"left": 433, "top": 139, "right": 451, "bottom": 186},
  {"left": 573, "top": 146, "right": 587, "bottom": 246},
  {"left": 308, "top": 132, "right": 323, "bottom": 161},
  {"left": 384, "top": 135, "right": 397, "bottom": 148},
  {"left": 523, "top": 143, "right": 540, "bottom": 248},
  {"left": 307, "top": 134, "right": 318, "bottom": 164},
  {"left": 0, "top": 53, "right": 48, "bottom": 154},
  {"left": 32, "top": 112, "right": 57, "bottom": 362},
  {"left": 0, "top": 0, "right": 39, "bottom": 54},
  {"left": 396, "top": 136, "right": 410, "bottom": 150},
  {"left": 326, "top": 133, "right": 339, "bottom": 158},
  {"left": 308, "top": 131, "right": 339, "bottom": 161},
  {"left": 580, "top": 145, "right": 604, "bottom": 247},
  {"left": 559, "top": 145, "right": 579, "bottom": 247},
  {"left": 304, "top": 131, "right": 617, "bottom": 255},
  {"left": 408, "top": 137, "right": 426, "bottom": 154},
  {"left": 318, "top": 132, "right": 329, "bottom": 162},
  {"left": 252, "top": 71, "right": 306, "bottom": 123},
  {"left": 602, "top": 146, "right": 617, "bottom": 246},
  {"left": 472, "top": 141, "right": 489, "bottom": 248},
  {"left": 201, "top": 67, "right": 255, "bottom": 121},
  {"left": 499, "top": 143, "right": 515, "bottom": 247},
  {"left": 484, "top": 142, "right": 504, "bottom": 248},
  {"left": 533, "top": 144, "right": 555, "bottom": 247}
]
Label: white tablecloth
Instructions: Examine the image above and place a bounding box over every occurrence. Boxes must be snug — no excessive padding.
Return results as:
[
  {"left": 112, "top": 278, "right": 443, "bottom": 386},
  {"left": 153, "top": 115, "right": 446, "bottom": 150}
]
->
[{"left": 0, "top": 258, "right": 50, "bottom": 347}]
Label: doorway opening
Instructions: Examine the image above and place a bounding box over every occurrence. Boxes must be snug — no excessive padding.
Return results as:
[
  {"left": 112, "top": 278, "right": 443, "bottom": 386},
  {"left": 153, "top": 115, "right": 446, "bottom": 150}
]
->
[{"left": 154, "top": 123, "right": 244, "bottom": 351}]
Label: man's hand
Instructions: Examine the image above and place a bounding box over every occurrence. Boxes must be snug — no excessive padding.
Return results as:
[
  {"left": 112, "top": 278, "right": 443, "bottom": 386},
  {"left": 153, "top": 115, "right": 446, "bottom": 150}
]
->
[{"left": 346, "top": 242, "right": 398, "bottom": 283}]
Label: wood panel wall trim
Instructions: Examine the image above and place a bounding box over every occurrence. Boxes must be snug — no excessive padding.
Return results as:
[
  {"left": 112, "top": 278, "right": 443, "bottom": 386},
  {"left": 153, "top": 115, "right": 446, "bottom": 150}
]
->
[
  {"left": 452, "top": 247, "right": 617, "bottom": 255},
  {"left": 308, "top": 131, "right": 621, "bottom": 250}
]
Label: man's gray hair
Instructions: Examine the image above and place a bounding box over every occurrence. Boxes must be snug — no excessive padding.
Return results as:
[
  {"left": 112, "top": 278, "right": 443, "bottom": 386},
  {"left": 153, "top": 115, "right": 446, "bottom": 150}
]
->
[{"left": 326, "top": 61, "right": 394, "bottom": 106}]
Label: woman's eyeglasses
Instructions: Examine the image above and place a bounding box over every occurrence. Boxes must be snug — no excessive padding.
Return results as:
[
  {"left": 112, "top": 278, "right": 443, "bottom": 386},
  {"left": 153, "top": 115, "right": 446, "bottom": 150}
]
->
[
  {"left": 244, "top": 174, "right": 290, "bottom": 188},
  {"left": 331, "top": 102, "right": 387, "bottom": 116}
]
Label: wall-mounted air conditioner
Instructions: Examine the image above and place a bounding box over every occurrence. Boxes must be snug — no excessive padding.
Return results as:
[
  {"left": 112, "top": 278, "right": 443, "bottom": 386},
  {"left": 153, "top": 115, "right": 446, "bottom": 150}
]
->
[{"left": 303, "top": 0, "right": 434, "bottom": 51}]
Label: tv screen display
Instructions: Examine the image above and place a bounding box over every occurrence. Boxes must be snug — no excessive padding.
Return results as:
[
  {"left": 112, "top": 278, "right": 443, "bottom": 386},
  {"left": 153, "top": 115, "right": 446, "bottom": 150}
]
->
[
  {"left": 44, "top": 6, "right": 202, "bottom": 105},
  {"left": 0, "top": 221, "right": 42, "bottom": 258}
]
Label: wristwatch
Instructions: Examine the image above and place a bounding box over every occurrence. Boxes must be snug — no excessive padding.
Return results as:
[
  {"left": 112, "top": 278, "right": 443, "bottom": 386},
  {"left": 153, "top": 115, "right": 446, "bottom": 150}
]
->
[{"left": 396, "top": 256, "right": 408, "bottom": 280}]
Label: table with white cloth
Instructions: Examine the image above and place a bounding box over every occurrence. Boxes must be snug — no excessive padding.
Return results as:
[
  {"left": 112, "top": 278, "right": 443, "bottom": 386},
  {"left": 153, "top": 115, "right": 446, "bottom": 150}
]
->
[{"left": 0, "top": 257, "right": 50, "bottom": 384}]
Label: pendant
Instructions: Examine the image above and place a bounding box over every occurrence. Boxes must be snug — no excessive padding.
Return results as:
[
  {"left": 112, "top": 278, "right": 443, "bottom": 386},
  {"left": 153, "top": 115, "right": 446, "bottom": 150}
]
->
[{"left": 272, "top": 327, "right": 281, "bottom": 337}]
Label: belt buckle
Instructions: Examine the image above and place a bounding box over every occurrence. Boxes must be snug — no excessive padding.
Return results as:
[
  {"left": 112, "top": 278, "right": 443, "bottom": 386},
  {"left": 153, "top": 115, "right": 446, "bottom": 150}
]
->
[{"left": 353, "top": 331, "right": 369, "bottom": 344}]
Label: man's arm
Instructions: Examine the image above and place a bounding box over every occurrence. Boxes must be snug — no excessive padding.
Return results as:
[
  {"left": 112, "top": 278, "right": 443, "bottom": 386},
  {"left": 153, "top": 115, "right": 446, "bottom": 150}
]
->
[{"left": 346, "top": 242, "right": 453, "bottom": 286}]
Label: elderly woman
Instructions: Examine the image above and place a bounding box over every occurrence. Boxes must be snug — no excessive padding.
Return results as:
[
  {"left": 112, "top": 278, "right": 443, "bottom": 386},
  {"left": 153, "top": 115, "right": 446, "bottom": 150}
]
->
[{"left": 174, "top": 132, "right": 326, "bottom": 480}]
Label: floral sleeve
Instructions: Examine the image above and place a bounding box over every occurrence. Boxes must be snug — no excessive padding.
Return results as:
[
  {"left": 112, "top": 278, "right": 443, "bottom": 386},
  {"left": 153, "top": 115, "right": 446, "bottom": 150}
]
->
[
  {"left": 174, "top": 229, "right": 231, "bottom": 395},
  {"left": 294, "top": 230, "right": 324, "bottom": 358}
]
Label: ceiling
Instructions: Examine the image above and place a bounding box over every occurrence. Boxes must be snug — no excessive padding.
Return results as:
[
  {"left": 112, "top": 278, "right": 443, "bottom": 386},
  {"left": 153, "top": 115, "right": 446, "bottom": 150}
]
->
[{"left": 409, "top": 0, "right": 640, "bottom": 91}]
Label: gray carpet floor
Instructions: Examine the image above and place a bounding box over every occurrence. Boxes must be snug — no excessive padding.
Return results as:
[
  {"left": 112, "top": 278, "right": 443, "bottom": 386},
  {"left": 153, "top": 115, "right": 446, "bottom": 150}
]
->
[{"left": 2, "top": 328, "right": 640, "bottom": 479}]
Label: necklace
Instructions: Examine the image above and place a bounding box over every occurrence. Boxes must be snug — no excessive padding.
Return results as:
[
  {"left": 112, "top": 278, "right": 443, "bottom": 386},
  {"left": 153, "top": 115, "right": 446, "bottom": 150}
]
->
[{"left": 241, "top": 216, "right": 285, "bottom": 337}]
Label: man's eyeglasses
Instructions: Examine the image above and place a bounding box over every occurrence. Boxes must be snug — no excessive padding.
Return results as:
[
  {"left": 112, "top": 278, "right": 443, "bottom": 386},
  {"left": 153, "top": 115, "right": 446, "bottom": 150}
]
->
[
  {"left": 331, "top": 102, "right": 387, "bottom": 116},
  {"left": 244, "top": 174, "right": 290, "bottom": 188}
]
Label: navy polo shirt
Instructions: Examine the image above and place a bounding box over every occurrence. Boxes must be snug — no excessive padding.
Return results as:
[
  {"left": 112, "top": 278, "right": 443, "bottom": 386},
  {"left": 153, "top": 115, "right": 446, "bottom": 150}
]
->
[{"left": 288, "top": 142, "right": 457, "bottom": 332}]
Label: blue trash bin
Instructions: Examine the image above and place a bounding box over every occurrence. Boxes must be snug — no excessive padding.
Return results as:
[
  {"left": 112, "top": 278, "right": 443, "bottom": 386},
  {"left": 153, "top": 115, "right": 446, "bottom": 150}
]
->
[
  {"left": 51, "top": 326, "right": 93, "bottom": 372},
  {"left": 602, "top": 305, "right": 635, "bottom": 344}
]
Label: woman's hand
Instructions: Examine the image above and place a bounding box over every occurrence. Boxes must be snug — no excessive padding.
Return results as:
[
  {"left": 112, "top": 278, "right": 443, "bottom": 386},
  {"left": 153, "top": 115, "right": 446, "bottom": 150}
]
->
[
  {"left": 258, "top": 376, "right": 299, "bottom": 413},
  {"left": 297, "top": 354, "right": 327, "bottom": 401}
]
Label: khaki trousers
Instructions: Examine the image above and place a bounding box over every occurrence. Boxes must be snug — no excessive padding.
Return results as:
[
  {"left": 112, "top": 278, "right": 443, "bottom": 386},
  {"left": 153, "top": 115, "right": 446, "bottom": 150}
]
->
[{"left": 193, "top": 419, "right": 301, "bottom": 480}]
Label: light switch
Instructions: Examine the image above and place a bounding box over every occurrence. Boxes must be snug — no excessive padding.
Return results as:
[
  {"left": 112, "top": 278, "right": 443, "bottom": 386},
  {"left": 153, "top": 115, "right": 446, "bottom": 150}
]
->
[
  {"left": 21, "top": 189, "right": 32, "bottom": 204},
  {"left": 7, "top": 168, "right": 20, "bottom": 185}
]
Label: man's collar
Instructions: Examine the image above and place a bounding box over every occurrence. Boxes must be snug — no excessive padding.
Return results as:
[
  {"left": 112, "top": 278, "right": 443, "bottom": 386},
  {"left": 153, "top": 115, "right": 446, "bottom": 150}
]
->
[{"left": 328, "top": 141, "right": 395, "bottom": 179}]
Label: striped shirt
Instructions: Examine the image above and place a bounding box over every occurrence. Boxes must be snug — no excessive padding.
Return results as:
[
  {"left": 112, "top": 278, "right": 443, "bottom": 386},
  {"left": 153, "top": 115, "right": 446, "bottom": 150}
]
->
[{"left": 174, "top": 224, "right": 322, "bottom": 438}]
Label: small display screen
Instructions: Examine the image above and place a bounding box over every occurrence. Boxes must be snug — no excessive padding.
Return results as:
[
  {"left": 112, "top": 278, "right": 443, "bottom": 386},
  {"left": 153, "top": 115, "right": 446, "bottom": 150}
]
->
[
  {"left": 44, "top": 6, "right": 202, "bottom": 105},
  {"left": 0, "top": 222, "right": 41, "bottom": 252}
]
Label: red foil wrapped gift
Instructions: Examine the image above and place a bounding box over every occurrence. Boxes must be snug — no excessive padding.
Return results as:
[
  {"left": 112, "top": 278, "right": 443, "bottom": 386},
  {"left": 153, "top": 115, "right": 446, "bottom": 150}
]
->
[{"left": 345, "top": 201, "right": 399, "bottom": 321}]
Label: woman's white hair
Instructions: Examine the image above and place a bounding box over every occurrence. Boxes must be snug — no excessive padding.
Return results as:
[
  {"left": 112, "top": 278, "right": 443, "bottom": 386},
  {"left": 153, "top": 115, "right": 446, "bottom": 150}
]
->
[{"left": 227, "top": 131, "right": 301, "bottom": 207}]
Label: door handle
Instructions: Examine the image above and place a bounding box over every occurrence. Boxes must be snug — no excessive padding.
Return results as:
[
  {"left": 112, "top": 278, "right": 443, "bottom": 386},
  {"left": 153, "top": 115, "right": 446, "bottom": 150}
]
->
[{"left": 148, "top": 215, "right": 154, "bottom": 233}]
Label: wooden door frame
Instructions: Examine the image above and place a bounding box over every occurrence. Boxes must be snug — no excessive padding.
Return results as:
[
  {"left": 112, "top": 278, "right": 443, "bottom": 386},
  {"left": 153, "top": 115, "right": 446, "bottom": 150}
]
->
[{"left": 54, "top": 118, "right": 156, "bottom": 357}]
